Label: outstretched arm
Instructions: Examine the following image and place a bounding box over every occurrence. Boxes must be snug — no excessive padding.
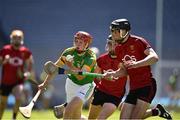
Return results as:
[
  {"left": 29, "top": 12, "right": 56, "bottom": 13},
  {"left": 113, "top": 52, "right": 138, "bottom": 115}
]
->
[
  {"left": 103, "top": 63, "right": 128, "bottom": 80},
  {"left": 38, "top": 54, "right": 74, "bottom": 89}
]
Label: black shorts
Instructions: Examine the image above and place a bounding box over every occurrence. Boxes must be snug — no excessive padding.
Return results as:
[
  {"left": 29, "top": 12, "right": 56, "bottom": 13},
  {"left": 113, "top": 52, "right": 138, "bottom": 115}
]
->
[
  {"left": 91, "top": 88, "right": 123, "bottom": 107},
  {"left": 0, "top": 83, "right": 18, "bottom": 96},
  {"left": 125, "top": 78, "right": 157, "bottom": 105}
]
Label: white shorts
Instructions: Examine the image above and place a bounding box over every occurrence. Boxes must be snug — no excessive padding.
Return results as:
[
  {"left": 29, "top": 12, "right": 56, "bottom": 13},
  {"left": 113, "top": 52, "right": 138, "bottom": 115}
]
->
[{"left": 65, "top": 78, "right": 95, "bottom": 103}]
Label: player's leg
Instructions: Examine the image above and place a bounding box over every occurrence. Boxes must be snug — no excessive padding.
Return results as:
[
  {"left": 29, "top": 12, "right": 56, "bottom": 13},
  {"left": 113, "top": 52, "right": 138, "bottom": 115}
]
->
[
  {"left": 120, "top": 92, "right": 137, "bottom": 119},
  {"left": 130, "top": 78, "right": 157, "bottom": 119},
  {"left": 0, "top": 84, "right": 12, "bottom": 119},
  {"left": 143, "top": 108, "right": 154, "bottom": 118},
  {"left": 120, "top": 102, "right": 135, "bottom": 119},
  {"left": 88, "top": 104, "right": 102, "bottom": 119},
  {"left": 0, "top": 95, "right": 8, "bottom": 119},
  {"left": 55, "top": 102, "right": 88, "bottom": 119},
  {"left": 63, "top": 78, "right": 76, "bottom": 119},
  {"left": 64, "top": 96, "right": 83, "bottom": 119},
  {"left": 130, "top": 99, "right": 150, "bottom": 119},
  {"left": 143, "top": 104, "right": 172, "bottom": 119},
  {"left": 73, "top": 82, "right": 95, "bottom": 119},
  {"left": 98, "top": 103, "right": 117, "bottom": 119},
  {"left": 12, "top": 84, "right": 24, "bottom": 120},
  {"left": 156, "top": 104, "right": 172, "bottom": 119},
  {"left": 88, "top": 89, "right": 103, "bottom": 119},
  {"left": 53, "top": 95, "right": 93, "bottom": 119},
  {"left": 64, "top": 78, "right": 95, "bottom": 119},
  {"left": 97, "top": 91, "right": 121, "bottom": 119}
]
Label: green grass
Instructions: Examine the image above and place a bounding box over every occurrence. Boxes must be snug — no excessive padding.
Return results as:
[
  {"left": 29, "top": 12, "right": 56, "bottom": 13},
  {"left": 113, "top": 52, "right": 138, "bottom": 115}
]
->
[{"left": 2, "top": 109, "right": 180, "bottom": 120}]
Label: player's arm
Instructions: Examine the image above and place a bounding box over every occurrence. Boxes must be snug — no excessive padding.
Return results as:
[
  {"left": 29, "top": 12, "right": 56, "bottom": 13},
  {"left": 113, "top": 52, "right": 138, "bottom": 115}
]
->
[
  {"left": 38, "top": 51, "right": 71, "bottom": 89},
  {"left": 39, "top": 49, "right": 68, "bottom": 89},
  {"left": 143, "top": 48, "right": 159, "bottom": 65},
  {"left": 124, "top": 48, "right": 159, "bottom": 69},
  {"left": 73, "top": 57, "right": 96, "bottom": 80},
  {"left": 115, "top": 63, "right": 128, "bottom": 77},
  {"left": 103, "top": 63, "right": 128, "bottom": 79},
  {"left": 24, "top": 55, "right": 36, "bottom": 81},
  {"left": 0, "top": 55, "right": 10, "bottom": 65},
  {"left": 94, "top": 65, "right": 102, "bottom": 73},
  {"left": 55, "top": 50, "right": 81, "bottom": 71},
  {"left": 93, "top": 65, "right": 103, "bottom": 82},
  {"left": 55, "top": 56, "right": 66, "bottom": 68},
  {"left": 38, "top": 57, "right": 62, "bottom": 90},
  {"left": 38, "top": 64, "right": 57, "bottom": 90}
]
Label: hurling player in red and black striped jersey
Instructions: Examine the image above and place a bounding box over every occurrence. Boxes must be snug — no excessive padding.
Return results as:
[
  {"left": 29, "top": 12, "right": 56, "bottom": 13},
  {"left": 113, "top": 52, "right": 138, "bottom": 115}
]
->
[
  {"left": 88, "top": 35, "right": 127, "bottom": 119},
  {"left": 104, "top": 18, "right": 172, "bottom": 120}
]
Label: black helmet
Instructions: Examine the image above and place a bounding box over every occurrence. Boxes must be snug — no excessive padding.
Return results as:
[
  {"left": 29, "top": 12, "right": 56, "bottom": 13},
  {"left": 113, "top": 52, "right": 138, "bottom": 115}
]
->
[{"left": 110, "top": 18, "right": 131, "bottom": 31}]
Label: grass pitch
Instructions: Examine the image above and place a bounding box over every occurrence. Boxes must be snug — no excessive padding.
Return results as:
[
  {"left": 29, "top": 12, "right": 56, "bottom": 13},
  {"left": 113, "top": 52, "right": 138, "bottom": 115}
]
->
[{"left": 2, "top": 109, "right": 180, "bottom": 120}]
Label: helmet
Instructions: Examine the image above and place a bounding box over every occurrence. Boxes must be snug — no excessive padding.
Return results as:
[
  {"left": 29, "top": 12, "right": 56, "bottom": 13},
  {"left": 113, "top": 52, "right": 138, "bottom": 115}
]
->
[
  {"left": 110, "top": 18, "right": 131, "bottom": 31},
  {"left": 10, "top": 29, "right": 24, "bottom": 45},
  {"left": 74, "top": 31, "right": 93, "bottom": 46}
]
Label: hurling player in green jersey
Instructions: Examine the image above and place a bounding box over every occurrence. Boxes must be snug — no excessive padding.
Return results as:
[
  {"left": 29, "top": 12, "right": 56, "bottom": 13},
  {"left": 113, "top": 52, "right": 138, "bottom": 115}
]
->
[{"left": 39, "top": 31, "right": 96, "bottom": 119}]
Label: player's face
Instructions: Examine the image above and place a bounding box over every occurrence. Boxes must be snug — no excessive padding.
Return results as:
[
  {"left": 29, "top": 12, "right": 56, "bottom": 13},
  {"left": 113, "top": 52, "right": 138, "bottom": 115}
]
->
[
  {"left": 106, "top": 40, "right": 118, "bottom": 55},
  {"left": 111, "top": 29, "right": 127, "bottom": 42},
  {"left": 10, "top": 30, "right": 24, "bottom": 47},
  {"left": 74, "top": 38, "right": 88, "bottom": 51}
]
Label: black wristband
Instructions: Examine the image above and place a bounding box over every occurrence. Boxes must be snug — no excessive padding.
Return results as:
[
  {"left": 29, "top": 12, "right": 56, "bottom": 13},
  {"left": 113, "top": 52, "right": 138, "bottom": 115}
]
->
[
  {"left": 78, "top": 71, "right": 83, "bottom": 75},
  {"left": 58, "top": 67, "right": 65, "bottom": 74}
]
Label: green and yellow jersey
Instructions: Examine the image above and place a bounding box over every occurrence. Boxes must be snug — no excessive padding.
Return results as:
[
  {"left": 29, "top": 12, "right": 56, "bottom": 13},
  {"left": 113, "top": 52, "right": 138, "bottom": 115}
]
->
[{"left": 56, "top": 47, "right": 97, "bottom": 85}]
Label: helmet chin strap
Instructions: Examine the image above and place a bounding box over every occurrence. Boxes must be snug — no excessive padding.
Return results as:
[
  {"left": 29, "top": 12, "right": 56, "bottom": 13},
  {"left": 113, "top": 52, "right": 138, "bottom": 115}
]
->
[
  {"left": 120, "top": 30, "right": 129, "bottom": 39},
  {"left": 117, "top": 30, "right": 129, "bottom": 43}
]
